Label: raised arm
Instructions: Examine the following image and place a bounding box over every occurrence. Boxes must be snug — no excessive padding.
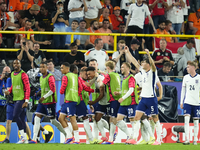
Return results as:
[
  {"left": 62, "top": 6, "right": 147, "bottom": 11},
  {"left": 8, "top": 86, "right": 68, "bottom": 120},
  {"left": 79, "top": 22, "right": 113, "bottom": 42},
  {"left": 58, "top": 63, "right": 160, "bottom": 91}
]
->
[
  {"left": 124, "top": 46, "right": 140, "bottom": 70},
  {"left": 145, "top": 49, "right": 156, "bottom": 72}
]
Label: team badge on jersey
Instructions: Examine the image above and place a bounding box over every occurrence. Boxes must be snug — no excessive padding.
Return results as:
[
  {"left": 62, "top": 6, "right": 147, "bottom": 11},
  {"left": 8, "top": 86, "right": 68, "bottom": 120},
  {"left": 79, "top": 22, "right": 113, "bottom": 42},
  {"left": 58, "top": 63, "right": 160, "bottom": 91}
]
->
[
  {"left": 165, "top": 53, "right": 168, "bottom": 56},
  {"left": 142, "top": 9, "right": 144, "bottom": 12},
  {"left": 195, "top": 79, "right": 199, "bottom": 84},
  {"left": 157, "top": 52, "right": 160, "bottom": 56}
]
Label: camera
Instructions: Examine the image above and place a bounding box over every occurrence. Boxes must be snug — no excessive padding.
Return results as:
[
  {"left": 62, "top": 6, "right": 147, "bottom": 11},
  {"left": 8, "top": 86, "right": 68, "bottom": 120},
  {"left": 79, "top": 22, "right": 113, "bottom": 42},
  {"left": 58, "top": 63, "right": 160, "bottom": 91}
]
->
[
  {"left": 23, "top": 42, "right": 26, "bottom": 46},
  {"left": 5, "top": 72, "right": 11, "bottom": 78}
]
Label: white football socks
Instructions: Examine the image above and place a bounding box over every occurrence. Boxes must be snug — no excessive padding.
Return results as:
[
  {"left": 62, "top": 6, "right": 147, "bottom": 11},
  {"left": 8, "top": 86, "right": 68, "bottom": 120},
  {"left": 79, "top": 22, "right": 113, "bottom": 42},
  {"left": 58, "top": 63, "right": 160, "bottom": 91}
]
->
[
  {"left": 50, "top": 119, "right": 67, "bottom": 137},
  {"left": 116, "top": 120, "right": 130, "bottom": 137},
  {"left": 194, "top": 119, "right": 199, "bottom": 142},
  {"left": 64, "top": 126, "right": 73, "bottom": 138},
  {"left": 155, "top": 120, "right": 162, "bottom": 142},
  {"left": 33, "top": 116, "right": 41, "bottom": 141},
  {"left": 74, "top": 130, "right": 79, "bottom": 142},
  {"left": 109, "top": 123, "right": 116, "bottom": 141},
  {"left": 184, "top": 116, "right": 190, "bottom": 142},
  {"left": 83, "top": 118, "right": 93, "bottom": 141},
  {"left": 142, "top": 119, "right": 154, "bottom": 138},
  {"left": 132, "top": 120, "right": 140, "bottom": 140},
  {"left": 93, "top": 120, "right": 99, "bottom": 139},
  {"left": 97, "top": 120, "right": 106, "bottom": 137},
  {"left": 101, "top": 118, "right": 109, "bottom": 130}
]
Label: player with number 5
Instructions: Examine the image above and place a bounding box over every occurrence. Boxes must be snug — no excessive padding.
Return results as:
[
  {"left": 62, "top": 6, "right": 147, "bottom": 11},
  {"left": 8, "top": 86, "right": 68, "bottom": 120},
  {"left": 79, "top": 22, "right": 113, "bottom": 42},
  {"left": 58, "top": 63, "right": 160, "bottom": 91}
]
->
[{"left": 180, "top": 61, "right": 200, "bottom": 145}]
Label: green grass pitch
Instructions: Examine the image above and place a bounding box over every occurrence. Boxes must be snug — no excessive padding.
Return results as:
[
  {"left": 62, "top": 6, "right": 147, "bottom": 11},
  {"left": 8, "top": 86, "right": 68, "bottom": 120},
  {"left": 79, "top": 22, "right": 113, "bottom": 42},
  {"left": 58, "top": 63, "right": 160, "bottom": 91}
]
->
[{"left": 0, "top": 143, "right": 199, "bottom": 150}]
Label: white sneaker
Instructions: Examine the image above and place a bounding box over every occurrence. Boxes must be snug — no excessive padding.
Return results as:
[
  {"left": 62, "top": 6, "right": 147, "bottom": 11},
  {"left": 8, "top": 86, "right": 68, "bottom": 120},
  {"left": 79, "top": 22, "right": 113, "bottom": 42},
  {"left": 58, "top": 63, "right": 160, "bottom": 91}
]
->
[
  {"left": 16, "top": 137, "right": 28, "bottom": 144},
  {"left": 193, "top": 141, "right": 197, "bottom": 145}
]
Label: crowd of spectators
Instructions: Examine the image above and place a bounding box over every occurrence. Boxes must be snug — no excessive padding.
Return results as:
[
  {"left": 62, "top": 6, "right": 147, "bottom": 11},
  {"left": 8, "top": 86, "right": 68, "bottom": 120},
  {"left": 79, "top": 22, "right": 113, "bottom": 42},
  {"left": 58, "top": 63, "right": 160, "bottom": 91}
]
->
[{"left": 0, "top": 0, "right": 199, "bottom": 81}]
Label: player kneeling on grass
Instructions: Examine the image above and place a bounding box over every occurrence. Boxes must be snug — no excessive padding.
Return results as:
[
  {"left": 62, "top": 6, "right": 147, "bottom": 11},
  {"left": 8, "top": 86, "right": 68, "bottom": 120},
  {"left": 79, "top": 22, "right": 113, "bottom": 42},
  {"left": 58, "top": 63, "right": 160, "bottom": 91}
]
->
[
  {"left": 29, "top": 62, "right": 66, "bottom": 144},
  {"left": 58, "top": 62, "right": 79, "bottom": 144},
  {"left": 180, "top": 61, "right": 200, "bottom": 145},
  {"left": 125, "top": 47, "right": 163, "bottom": 145}
]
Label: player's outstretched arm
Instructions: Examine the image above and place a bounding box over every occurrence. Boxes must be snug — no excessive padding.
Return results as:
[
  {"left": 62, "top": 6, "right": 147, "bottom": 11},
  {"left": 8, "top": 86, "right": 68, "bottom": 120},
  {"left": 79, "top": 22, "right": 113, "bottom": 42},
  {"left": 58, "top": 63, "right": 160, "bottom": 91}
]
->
[
  {"left": 145, "top": 49, "right": 156, "bottom": 72},
  {"left": 156, "top": 81, "right": 163, "bottom": 101},
  {"left": 124, "top": 46, "right": 140, "bottom": 70}
]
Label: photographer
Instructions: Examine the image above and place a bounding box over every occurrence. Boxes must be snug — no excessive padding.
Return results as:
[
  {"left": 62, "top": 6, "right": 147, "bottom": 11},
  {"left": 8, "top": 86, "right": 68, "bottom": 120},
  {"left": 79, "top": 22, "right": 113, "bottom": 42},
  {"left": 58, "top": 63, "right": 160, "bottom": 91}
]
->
[
  {"left": 17, "top": 38, "right": 34, "bottom": 72},
  {"left": 1, "top": 66, "right": 12, "bottom": 143}
]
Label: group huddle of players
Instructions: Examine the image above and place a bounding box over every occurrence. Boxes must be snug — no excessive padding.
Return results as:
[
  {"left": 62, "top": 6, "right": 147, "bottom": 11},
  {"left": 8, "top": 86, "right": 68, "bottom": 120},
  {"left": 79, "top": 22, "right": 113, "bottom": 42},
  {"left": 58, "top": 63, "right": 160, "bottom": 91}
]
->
[{"left": 5, "top": 47, "right": 199, "bottom": 145}]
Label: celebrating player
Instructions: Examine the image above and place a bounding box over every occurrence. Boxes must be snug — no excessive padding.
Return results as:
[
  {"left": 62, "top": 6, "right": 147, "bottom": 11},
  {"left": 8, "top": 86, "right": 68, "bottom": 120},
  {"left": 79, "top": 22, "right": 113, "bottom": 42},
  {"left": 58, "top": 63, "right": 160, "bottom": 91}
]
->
[
  {"left": 98, "top": 61, "right": 121, "bottom": 144},
  {"left": 125, "top": 47, "right": 163, "bottom": 145},
  {"left": 29, "top": 61, "right": 66, "bottom": 144},
  {"left": 180, "top": 61, "right": 200, "bottom": 145},
  {"left": 5, "top": 59, "right": 30, "bottom": 144},
  {"left": 58, "top": 62, "right": 79, "bottom": 144},
  {"left": 88, "top": 59, "right": 109, "bottom": 140},
  {"left": 87, "top": 66, "right": 109, "bottom": 142},
  {"left": 113, "top": 62, "right": 139, "bottom": 144}
]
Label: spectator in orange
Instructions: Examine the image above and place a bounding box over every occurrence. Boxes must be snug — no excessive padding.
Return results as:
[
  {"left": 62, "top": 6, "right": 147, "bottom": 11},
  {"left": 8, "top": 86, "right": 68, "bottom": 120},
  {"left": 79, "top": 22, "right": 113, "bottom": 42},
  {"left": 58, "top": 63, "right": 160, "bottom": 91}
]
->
[
  {"left": 103, "top": 0, "right": 113, "bottom": 15},
  {"left": 99, "top": 8, "right": 113, "bottom": 30},
  {"left": 155, "top": 20, "right": 173, "bottom": 43},
  {"left": 188, "top": 8, "right": 200, "bottom": 35},
  {"left": 17, "top": 0, "right": 32, "bottom": 10},
  {"left": 6, "top": 0, "right": 21, "bottom": 12},
  {"left": 18, "top": 19, "right": 35, "bottom": 42},
  {"left": 29, "top": 0, "right": 44, "bottom": 7},
  {"left": 87, "top": 20, "right": 101, "bottom": 45},
  {"left": 110, "top": 6, "right": 124, "bottom": 31},
  {"left": 165, "top": 20, "right": 178, "bottom": 43},
  {"left": 99, "top": 19, "right": 113, "bottom": 50}
]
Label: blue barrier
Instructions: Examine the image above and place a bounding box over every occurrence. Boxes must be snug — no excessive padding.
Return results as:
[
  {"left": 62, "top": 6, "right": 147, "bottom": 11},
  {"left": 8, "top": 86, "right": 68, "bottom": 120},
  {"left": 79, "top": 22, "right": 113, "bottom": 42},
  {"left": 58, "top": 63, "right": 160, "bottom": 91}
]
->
[{"left": 0, "top": 123, "right": 60, "bottom": 143}]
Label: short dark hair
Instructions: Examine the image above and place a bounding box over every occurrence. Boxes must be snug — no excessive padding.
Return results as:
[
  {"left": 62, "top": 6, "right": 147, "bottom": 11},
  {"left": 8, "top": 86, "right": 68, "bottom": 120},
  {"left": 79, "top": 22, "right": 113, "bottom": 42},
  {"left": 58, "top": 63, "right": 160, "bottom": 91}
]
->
[
  {"left": 163, "top": 62, "right": 172, "bottom": 68},
  {"left": 33, "top": 42, "right": 40, "bottom": 46},
  {"left": 25, "top": 19, "right": 32, "bottom": 24},
  {"left": 70, "top": 42, "right": 77, "bottom": 48},
  {"left": 47, "top": 59, "right": 55, "bottom": 65},
  {"left": 187, "top": 38, "right": 195, "bottom": 45},
  {"left": 80, "top": 67, "right": 87, "bottom": 72},
  {"left": 119, "top": 23, "right": 125, "bottom": 26},
  {"left": 165, "top": 20, "right": 172, "bottom": 26},
  {"left": 94, "top": 38, "right": 102, "bottom": 45},
  {"left": 41, "top": 4, "right": 48, "bottom": 11},
  {"left": 159, "top": 19, "right": 165, "bottom": 25},
  {"left": 70, "top": 64, "right": 78, "bottom": 72},
  {"left": 40, "top": 61, "right": 47, "bottom": 65},
  {"left": 89, "top": 59, "right": 97, "bottom": 63},
  {"left": 38, "top": 21, "right": 46, "bottom": 29},
  {"left": 61, "top": 62, "right": 70, "bottom": 67},
  {"left": 90, "top": 20, "right": 97, "bottom": 26},
  {"left": 103, "top": 19, "right": 109, "bottom": 24},
  {"left": 79, "top": 20, "right": 86, "bottom": 24},
  {"left": 12, "top": 59, "right": 21, "bottom": 65},
  {"left": 143, "top": 58, "right": 150, "bottom": 64},
  {"left": 72, "top": 20, "right": 79, "bottom": 24},
  {"left": 86, "top": 66, "right": 96, "bottom": 72}
]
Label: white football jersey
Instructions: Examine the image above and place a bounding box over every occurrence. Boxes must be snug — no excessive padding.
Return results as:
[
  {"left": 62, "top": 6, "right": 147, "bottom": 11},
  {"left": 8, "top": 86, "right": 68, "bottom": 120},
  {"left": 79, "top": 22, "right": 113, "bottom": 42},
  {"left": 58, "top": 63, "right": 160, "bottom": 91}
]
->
[
  {"left": 182, "top": 74, "right": 200, "bottom": 106},
  {"left": 94, "top": 74, "right": 108, "bottom": 105},
  {"left": 140, "top": 67, "right": 159, "bottom": 98}
]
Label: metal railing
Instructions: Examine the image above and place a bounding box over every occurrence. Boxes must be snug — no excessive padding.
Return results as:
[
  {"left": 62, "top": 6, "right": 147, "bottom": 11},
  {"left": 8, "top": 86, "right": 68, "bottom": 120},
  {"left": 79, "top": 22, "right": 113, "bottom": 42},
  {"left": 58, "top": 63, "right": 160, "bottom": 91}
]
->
[{"left": 0, "top": 30, "right": 198, "bottom": 54}]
